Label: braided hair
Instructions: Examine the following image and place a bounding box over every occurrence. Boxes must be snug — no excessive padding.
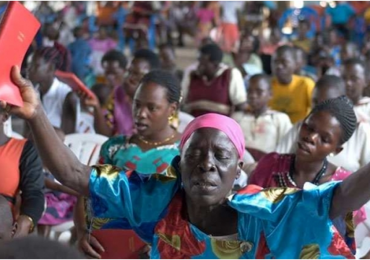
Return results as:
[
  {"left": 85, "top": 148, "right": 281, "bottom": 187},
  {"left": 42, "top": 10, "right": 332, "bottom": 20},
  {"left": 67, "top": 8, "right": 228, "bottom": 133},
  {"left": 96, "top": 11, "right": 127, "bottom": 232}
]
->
[
  {"left": 310, "top": 96, "right": 357, "bottom": 144},
  {"left": 139, "top": 70, "right": 181, "bottom": 105},
  {"left": 34, "top": 47, "right": 64, "bottom": 71}
]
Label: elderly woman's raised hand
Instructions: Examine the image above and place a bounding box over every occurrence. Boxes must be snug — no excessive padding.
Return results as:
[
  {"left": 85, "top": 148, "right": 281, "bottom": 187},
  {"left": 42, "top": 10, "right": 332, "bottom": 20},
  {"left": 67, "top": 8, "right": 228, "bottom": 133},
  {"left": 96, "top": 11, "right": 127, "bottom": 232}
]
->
[{"left": 0, "top": 66, "right": 41, "bottom": 120}]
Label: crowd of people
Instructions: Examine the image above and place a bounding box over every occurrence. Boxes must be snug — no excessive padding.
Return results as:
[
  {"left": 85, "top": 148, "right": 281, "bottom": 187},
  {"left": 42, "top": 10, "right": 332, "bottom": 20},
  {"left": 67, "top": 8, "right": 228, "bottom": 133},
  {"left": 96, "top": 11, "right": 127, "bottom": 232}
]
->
[{"left": 1, "top": 1, "right": 370, "bottom": 259}]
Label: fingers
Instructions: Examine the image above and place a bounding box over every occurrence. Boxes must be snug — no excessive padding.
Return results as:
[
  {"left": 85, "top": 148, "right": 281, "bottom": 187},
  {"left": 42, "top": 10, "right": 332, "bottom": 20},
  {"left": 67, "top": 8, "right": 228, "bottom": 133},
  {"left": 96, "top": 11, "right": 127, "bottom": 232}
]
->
[
  {"left": 90, "top": 236, "right": 105, "bottom": 253},
  {"left": 11, "top": 66, "right": 33, "bottom": 90},
  {"left": 79, "top": 235, "right": 104, "bottom": 259}
]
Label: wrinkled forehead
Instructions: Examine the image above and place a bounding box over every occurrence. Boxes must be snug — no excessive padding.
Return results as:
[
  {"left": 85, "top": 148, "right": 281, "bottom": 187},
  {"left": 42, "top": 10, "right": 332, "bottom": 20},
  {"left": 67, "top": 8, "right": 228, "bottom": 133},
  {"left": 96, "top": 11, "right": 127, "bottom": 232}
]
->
[{"left": 181, "top": 128, "right": 238, "bottom": 155}]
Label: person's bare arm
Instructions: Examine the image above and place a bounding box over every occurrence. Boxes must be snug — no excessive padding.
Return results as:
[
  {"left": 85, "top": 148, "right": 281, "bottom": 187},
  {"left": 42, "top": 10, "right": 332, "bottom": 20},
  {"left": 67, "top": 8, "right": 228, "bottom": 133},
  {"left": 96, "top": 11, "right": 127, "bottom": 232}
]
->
[
  {"left": 78, "top": 92, "right": 114, "bottom": 137},
  {"left": 330, "top": 163, "right": 370, "bottom": 219},
  {"left": 61, "top": 92, "right": 78, "bottom": 134},
  {"left": 2, "top": 67, "right": 91, "bottom": 196},
  {"left": 45, "top": 178, "right": 80, "bottom": 197}
]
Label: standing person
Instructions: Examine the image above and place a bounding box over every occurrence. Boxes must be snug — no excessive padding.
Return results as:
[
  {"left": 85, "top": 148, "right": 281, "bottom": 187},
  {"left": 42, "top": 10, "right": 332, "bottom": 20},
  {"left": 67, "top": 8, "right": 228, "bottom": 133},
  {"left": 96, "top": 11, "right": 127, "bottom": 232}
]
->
[
  {"left": 342, "top": 59, "right": 370, "bottom": 124},
  {"left": 232, "top": 74, "right": 292, "bottom": 155},
  {"left": 75, "top": 70, "right": 182, "bottom": 258},
  {"left": 182, "top": 43, "right": 247, "bottom": 117},
  {"left": 0, "top": 105, "right": 44, "bottom": 238},
  {"left": 7, "top": 70, "right": 370, "bottom": 259},
  {"left": 196, "top": 2, "right": 216, "bottom": 45},
  {"left": 27, "top": 47, "right": 80, "bottom": 134},
  {"left": 249, "top": 96, "right": 363, "bottom": 254},
  {"left": 269, "top": 45, "right": 315, "bottom": 123},
  {"left": 217, "top": 1, "right": 244, "bottom": 53}
]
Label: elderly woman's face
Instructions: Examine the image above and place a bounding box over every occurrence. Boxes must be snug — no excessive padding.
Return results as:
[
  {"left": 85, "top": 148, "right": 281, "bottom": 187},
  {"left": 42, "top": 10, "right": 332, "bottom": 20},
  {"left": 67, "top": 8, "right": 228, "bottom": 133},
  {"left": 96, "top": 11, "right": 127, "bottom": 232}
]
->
[{"left": 180, "top": 128, "right": 241, "bottom": 206}]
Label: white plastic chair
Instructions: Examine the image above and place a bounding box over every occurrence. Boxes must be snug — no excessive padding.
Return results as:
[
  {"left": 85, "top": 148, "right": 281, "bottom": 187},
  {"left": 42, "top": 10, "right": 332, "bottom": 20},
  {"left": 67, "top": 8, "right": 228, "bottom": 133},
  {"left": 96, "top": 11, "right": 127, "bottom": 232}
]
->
[
  {"left": 49, "top": 133, "right": 108, "bottom": 242},
  {"left": 64, "top": 133, "right": 109, "bottom": 166},
  {"left": 11, "top": 132, "right": 24, "bottom": 140}
]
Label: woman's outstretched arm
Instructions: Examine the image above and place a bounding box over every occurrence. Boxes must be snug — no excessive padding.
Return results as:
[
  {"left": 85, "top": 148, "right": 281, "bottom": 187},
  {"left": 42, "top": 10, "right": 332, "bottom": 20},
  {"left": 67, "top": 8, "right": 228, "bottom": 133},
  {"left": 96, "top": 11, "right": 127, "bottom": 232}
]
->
[{"left": 2, "top": 66, "right": 91, "bottom": 195}]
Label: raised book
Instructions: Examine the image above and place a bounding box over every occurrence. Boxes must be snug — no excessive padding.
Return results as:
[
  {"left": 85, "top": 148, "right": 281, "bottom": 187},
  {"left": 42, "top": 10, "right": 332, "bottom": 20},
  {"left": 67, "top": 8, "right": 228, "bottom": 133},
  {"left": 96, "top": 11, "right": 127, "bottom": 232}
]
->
[
  {"left": 0, "top": 1, "right": 40, "bottom": 107},
  {"left": 55, "top": 70, "right": 96, "bottom": 99}
]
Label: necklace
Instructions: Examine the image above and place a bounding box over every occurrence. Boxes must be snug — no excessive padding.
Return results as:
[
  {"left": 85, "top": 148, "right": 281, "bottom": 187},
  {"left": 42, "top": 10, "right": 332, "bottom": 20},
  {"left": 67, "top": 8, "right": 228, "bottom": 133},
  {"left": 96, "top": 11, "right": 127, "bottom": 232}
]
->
[
  {"left": 138, "top": 133, "right": 176, "bottom": 146},
  {"left": 287, "top": 156, "right": 328, "bottom": 187}
]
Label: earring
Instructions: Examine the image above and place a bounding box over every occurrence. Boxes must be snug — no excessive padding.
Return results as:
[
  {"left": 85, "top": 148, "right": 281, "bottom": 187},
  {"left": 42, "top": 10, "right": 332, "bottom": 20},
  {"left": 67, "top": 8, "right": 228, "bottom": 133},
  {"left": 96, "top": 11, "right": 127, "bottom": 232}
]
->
[
  {"left": 329, "top": 153, "right": 335, "bottom": 157},
  {"left": 168, "top": 114, "right": 174, "bottom": 122}
]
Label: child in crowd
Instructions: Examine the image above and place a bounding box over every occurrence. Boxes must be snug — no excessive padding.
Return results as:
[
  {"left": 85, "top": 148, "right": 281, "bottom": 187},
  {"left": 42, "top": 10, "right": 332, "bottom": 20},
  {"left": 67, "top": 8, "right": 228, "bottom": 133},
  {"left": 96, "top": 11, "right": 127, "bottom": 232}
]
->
[
  {"left": 342, "top": 59, "right": 370, "bottom": 123},
  {"left": 270, "top": 45, "right": 315, "bottom": 123},
  {"left": 158, "top": 43, "right": 183, "bottom": 81},
  {"left": 232, "top": 74, "right": 292, "bottom": 157},
  {"left": 292, "top": 18, "right": 312, "bottom": 53}
]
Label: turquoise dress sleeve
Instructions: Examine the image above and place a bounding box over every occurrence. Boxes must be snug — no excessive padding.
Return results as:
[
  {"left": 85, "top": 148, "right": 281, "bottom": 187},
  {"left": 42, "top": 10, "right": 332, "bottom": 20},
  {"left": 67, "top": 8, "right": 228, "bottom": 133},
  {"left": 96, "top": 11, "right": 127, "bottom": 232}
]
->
[
  {"left": 88, "top": 161, "right": 181, "bottom": 243},
  {"left": 98, "top": 135, "right": 126, "bottom": 164},
  {"left": 229, "top": 181, "right": 354, "bottom": 259}
]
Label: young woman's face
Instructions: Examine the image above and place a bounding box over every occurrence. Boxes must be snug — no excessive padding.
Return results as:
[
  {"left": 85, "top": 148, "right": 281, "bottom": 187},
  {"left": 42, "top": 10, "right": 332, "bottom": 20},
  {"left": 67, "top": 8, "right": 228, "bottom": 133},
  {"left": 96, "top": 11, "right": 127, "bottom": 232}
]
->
[
  {"left": 297, "top": 111, "right": 343, "bottom": 162},
  {"left": 132, "top": 82, "right": 176, "bottom": 137},
  {"left": 180, "top": 128, "right": 241, "bottom": 207},
  {"left": 343, "top": 64, "right": 366, "bottom": 104}
]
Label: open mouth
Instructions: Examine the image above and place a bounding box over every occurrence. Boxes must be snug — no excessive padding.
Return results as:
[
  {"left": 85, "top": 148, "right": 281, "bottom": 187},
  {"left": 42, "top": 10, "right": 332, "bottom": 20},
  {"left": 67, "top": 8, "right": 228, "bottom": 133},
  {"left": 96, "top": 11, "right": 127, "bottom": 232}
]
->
[
  {"left": 135, "top": 122, "right": 148, "bottom": 131},
  {"left": 297, "top": 142, "right": 311, "bottom": 154}
]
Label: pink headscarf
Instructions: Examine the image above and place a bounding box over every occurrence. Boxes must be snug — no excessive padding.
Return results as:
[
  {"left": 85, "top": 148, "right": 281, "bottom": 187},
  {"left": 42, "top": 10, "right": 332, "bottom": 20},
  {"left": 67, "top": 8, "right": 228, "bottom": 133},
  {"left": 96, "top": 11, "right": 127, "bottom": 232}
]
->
[{"left": 180, "top": 113, "right": 245, "bottom": 159}]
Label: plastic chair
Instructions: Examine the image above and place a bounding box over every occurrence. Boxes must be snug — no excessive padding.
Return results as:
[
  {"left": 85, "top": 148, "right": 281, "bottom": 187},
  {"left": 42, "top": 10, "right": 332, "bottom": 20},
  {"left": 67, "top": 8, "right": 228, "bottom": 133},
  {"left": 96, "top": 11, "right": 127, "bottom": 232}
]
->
[
  {"left": 49, "top": 133, "right": 108, "bottom": 242},
  {"left": 64, "top": 133, "right": 109, "bottom": 166}
]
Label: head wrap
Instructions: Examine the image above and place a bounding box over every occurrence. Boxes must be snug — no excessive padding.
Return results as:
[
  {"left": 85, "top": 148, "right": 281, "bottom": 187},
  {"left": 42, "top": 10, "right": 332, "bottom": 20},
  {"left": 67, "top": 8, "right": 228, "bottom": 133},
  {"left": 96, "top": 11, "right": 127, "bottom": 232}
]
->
[{"left": 180, "top": 113, "right": 245, "bottom": 159}]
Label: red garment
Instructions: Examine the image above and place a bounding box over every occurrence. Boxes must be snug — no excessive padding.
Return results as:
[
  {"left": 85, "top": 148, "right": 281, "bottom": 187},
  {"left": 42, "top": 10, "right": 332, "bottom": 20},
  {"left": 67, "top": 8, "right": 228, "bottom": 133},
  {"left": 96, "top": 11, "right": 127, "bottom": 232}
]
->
[
  {"left": 249, "top": 152, "right": 363, "bottom": 255},
  {"left": 0, "top": 138, "right": 26, "bottom": 216},
  {"left": 186, "top": 69, "right": 232, "bottom": 117}
]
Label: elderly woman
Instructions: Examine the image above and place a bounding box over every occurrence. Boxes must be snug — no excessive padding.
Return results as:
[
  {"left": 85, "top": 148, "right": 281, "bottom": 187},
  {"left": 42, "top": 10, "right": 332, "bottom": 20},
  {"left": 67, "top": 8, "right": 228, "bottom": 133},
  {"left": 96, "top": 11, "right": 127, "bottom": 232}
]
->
[{"left": 4, "top": 66, "right": 370, "bottom": 258}]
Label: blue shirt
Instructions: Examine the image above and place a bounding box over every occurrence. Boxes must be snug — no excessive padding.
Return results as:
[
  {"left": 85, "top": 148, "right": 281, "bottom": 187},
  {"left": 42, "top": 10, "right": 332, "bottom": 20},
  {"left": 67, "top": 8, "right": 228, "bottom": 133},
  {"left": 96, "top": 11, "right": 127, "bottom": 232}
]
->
[{"left": 326, "top": 3, "right": 355, "bottom": 25}]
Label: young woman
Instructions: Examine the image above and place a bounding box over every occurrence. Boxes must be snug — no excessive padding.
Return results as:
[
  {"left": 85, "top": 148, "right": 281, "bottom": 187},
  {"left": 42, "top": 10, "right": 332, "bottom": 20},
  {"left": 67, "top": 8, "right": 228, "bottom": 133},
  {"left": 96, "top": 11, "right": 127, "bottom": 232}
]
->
[
  {"left": 249, "top": 96, "right": 364, "bottom": 253},
  {"left": 76, "top": 70, "right": 182, "bottom": 258},
  {"left": 5, "top": 67, "right": 370, "bottom": 258}
]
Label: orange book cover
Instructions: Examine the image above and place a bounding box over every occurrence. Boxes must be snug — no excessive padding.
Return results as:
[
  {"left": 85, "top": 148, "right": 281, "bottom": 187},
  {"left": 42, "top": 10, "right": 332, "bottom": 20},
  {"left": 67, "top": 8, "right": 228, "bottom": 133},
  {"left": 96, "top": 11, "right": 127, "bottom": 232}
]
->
[
  {"left": 92, "top": 229, "right": 146, "bottom": 259},
  {"left": 0, "top": 1, "right": 40, "bottom": 107},
  {"left": 55, "top": 70, "right": 96, "bottom": 99}
]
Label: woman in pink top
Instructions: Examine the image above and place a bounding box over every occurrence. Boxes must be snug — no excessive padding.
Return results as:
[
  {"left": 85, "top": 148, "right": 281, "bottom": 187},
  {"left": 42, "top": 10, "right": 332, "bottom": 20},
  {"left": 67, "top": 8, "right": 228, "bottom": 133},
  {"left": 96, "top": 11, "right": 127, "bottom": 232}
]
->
[
  {"left": 196, "top": 2, "right": 215, "bottom": 45},
  {"left": 249, "top": 96, "right": 366, "bottom": 254}
]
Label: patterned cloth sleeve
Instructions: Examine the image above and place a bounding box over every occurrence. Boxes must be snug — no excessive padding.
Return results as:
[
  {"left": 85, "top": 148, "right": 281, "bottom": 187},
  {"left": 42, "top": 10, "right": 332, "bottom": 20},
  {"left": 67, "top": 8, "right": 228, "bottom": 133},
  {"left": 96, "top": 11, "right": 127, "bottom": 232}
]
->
[
  {"left": 229, "top": 181, "right": 354, "bottom": 259},
  {"left": 89, "top": 163, "right": 181, "bottom": 242},
  {"left": 98, "top": 135, "right": 126, "bottom": 164}
]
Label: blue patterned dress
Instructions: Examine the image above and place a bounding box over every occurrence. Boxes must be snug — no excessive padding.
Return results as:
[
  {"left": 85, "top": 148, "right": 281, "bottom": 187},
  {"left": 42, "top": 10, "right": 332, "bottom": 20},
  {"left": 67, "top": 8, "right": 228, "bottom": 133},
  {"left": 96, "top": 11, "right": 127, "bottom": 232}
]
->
[{"left": 89, "top": 156, "right": 354, "bottom": 259}]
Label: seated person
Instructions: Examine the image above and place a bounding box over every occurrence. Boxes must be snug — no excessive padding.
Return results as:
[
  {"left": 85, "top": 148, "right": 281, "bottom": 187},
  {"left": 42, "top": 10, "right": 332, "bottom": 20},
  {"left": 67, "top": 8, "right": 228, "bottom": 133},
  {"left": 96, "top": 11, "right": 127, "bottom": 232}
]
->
[
  {"left": 269, "top": 45, "right": 315, "bottom": 123},
  {"left": 0, "top": 106, "right": 44, "bottom": 238},
  {"left": 232, "top": 74, "right": 292, "bottom": 155},
  {"left": 182, "top": 43, "right": 247, "bottom": 117}
]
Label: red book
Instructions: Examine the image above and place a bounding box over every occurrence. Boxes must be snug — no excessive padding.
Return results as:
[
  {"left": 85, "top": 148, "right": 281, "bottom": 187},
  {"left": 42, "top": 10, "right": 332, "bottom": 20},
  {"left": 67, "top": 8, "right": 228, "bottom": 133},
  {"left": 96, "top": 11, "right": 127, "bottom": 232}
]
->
[
  {"left": 92, "top": 229, "right": 147, "bottom": 259},
  {"left": 0, "top": 1, "right": 40, "bottom": 107},
  {"left": 54, "top": 70, "right": 96, "bottom": 99}
]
